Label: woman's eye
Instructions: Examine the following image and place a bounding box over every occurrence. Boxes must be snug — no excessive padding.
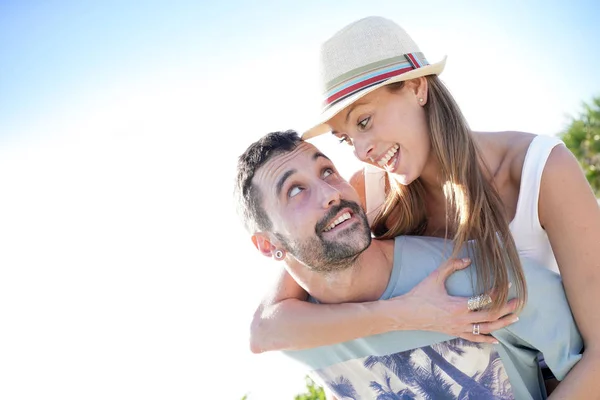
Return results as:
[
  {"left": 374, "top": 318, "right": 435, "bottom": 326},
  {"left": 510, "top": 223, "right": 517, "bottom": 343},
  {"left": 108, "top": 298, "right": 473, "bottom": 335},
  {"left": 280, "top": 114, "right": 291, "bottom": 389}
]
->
[
  {"left": 358, "top": 117, "right": 370, "bottom": 130},
  {"left": 289, "top": 186, "right": 302, "bottom": 198},
  {"left": 323, "top": 168, "right": 334, "bottom": 178},
  {"left": 338, "top": 135, "right": 352, "bottom": 146}
]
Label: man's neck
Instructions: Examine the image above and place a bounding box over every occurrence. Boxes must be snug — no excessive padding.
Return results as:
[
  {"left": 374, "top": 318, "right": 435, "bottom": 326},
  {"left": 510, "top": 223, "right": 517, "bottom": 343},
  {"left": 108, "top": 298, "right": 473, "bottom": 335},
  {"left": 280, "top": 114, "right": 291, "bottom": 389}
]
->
[{"left": 289, "top": 239, "right": 395, "bottom": 304}]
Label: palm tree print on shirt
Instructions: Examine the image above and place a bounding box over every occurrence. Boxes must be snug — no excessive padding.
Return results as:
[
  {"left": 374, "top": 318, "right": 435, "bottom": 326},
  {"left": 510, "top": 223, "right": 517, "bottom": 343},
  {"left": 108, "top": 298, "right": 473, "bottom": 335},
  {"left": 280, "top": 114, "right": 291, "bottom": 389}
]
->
[
  {"left": 322, "top": 338, "right": 514, "bottom": 400},
  {"left": 369, "top": 373, "right": 417, "bottom": 400}
]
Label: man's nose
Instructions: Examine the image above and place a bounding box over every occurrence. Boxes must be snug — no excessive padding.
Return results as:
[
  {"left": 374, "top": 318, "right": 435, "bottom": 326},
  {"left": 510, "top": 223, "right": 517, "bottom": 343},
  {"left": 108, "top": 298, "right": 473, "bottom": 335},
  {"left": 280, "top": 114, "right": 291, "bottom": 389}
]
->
[{"left": 318, "top": 180, "right": 341, "bottom": 208}]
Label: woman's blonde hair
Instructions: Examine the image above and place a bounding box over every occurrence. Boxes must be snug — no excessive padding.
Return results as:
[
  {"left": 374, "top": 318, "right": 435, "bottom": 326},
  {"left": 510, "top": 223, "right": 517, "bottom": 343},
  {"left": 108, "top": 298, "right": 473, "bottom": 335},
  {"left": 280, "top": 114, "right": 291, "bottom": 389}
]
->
[{"left": 372, "top": 75, "right": 526, "bottom": 312}]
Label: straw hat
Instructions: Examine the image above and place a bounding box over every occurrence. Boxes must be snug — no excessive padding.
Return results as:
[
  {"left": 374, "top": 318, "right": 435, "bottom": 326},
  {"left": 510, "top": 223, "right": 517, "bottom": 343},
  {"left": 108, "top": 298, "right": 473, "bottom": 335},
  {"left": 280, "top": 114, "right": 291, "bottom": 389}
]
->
[{"left": 302, "top": 16, "right": 446, "bottom": 139}]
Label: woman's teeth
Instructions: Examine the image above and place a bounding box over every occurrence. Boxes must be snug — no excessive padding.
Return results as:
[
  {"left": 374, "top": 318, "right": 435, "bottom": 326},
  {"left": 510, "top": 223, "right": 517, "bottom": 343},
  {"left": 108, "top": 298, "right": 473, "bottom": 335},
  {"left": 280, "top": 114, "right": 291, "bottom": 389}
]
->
[
  {"left": 377, "top": 144, "right": 399, "bottom": 169},
  {"left": 323, "top": 212, "right": 351, "bottom": 232}
]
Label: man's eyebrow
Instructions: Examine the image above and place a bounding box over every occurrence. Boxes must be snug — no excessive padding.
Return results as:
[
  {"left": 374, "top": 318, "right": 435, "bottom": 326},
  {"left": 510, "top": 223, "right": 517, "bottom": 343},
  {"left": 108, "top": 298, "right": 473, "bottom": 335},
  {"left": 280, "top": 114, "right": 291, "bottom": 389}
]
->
[
  {"left": 276, "top": 169, "right": 296, "bottom": 198},
  {"left": 313, "top": 151, "right": 331, "bottom": 162},
  {"left": 275, "top": 152, "right": 330, "bottom": 197}
]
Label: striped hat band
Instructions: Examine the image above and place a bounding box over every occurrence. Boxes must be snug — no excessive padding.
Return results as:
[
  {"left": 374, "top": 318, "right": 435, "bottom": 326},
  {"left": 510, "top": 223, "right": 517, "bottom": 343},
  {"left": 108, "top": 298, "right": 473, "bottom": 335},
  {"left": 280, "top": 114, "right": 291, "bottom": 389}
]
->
[{"left": 324, "top": 52, "right": 429, "bottom": 111}]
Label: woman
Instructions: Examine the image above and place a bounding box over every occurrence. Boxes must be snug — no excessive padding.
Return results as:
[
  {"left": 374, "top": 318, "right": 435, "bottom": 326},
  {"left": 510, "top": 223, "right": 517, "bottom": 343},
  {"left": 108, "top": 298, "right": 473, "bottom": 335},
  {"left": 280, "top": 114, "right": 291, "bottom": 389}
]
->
[{"left": 251, "top": 16, "right": 600, "bottom": 397}]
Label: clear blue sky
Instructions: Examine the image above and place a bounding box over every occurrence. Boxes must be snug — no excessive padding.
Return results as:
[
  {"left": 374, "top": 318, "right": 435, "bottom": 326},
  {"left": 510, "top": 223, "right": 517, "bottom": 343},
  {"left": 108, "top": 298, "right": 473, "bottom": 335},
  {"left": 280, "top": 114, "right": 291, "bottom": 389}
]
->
[
  {"left": 2, "top": 0, "right": 599, "bottom": 137},
  {"left": 0, "top": 1, "right": 598, "bottom": 399}
]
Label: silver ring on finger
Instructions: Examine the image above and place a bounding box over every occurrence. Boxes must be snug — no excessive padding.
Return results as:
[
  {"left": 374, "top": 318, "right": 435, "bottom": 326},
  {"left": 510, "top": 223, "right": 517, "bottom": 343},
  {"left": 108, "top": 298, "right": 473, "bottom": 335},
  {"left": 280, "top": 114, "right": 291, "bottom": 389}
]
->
[
  {"left": 467, "top": 294, "right": 492, "bottom": 311},
  {"left": 472, "top": 323, "right": 481, "bottom": 335}
]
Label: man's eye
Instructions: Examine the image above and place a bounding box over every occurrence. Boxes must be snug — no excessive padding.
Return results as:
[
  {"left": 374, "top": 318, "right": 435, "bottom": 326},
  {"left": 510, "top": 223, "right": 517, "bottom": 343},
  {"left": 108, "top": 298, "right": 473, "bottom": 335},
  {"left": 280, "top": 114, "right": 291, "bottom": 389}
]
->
[
  {"left": 323, "top": 168, "right": 335, "bottom": 178},
  {"left": 289, "top": 186, "right": 302, "bottom": 198},
  {"left": 358, "top": 117, "right": 370, "bottom": 130}
]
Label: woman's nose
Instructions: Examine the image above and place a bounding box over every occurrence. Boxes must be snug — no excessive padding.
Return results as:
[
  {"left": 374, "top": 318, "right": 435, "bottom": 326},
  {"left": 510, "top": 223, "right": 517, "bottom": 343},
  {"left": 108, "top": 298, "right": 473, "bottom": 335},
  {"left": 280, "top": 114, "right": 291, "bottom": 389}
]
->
[{"left": 353, "top": 137, "right": 374, "bottom": 162}]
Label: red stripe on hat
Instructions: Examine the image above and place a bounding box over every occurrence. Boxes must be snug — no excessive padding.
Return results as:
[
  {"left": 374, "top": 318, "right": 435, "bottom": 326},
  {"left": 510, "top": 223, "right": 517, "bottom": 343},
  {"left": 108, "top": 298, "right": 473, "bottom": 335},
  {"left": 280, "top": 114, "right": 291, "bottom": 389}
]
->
[
  {"left": 406, "top": 53, "right": 421, "bottom": 68},
  {"left": 326, "top": 66, "right": 414, "bottom": 105}
]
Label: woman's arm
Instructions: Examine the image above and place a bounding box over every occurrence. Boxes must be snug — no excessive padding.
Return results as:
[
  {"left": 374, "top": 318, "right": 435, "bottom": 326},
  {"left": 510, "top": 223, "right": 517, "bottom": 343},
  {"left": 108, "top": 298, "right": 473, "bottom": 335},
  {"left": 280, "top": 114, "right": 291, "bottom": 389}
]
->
[
  {"left": 250, "top": 266, "right": 394, "bottom": 353},
  {"left": 250, "top": 257, "right": 518, "bottom": 353},
  {"left": 537, "top": 145, "right": 600, "bottom": 399}
]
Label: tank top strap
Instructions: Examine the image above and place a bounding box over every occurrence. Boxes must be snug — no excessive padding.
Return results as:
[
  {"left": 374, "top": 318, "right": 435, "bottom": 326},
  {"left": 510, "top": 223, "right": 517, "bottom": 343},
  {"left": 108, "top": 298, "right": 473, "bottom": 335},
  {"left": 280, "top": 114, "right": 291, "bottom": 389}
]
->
[
  {"left": 510, "top": 135, "right": 564, "bottom": 232},
  {"left": 364, "top": 164, "right": 387, "bottom": 225}
]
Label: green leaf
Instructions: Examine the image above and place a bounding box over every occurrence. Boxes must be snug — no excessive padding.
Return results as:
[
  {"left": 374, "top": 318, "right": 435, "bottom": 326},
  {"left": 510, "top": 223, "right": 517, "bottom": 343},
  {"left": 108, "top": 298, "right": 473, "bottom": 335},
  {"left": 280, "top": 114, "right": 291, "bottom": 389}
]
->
[{"left": 561, "top": 95, "right": 600, "bottom": 197}]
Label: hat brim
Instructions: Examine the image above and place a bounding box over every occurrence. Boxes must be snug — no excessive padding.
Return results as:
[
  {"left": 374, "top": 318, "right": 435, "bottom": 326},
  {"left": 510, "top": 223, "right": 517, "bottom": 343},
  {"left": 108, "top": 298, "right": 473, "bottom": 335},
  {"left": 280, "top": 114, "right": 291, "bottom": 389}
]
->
[{"left": 302, "top": 56, "right": 447, "bottom": 140}]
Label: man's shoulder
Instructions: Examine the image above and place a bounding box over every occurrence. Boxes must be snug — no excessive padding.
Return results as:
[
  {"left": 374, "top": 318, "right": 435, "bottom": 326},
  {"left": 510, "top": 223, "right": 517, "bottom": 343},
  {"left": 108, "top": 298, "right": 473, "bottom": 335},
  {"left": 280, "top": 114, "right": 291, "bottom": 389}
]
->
[
  {"left": 392, "top": 236, "right": 455, "bottom": 261},
  {"left": 386, "top": 236, "right": 466, "bottom": 298}
]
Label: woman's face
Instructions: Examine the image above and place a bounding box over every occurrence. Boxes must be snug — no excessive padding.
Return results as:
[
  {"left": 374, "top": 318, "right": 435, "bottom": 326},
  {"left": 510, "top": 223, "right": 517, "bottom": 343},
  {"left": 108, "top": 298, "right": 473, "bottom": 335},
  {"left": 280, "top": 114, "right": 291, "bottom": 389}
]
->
[{"left": 328, "top": 78, "right": 432, "bottom": 185}]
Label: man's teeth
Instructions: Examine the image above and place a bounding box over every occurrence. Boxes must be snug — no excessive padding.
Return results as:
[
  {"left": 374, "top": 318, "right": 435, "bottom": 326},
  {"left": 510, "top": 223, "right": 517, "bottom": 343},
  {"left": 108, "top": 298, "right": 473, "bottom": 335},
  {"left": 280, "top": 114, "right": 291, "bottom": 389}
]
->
[
  {"left": 323, "top": 212, "right": 351, "bottom": 232},
  {"left": 377, "top": 144, "right": 399, "bottom": 168}
]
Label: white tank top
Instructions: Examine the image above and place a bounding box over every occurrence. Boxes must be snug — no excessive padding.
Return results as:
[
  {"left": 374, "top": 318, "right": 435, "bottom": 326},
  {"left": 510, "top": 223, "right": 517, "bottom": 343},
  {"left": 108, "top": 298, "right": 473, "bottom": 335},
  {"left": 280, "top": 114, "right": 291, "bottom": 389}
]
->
[
  {"left": 364, "top": 164, "right": 387, "bottom": 225},
  {"left": 363, "top": 135, "right": 563, "bottom": 273}
]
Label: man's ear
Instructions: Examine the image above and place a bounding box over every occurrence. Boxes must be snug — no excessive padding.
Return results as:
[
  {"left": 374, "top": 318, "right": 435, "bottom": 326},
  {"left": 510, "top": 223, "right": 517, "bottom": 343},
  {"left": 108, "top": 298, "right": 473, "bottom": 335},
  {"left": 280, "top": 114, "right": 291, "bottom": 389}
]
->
[{"left": 251, "top": 232, "right": 279, "bottom": 259}]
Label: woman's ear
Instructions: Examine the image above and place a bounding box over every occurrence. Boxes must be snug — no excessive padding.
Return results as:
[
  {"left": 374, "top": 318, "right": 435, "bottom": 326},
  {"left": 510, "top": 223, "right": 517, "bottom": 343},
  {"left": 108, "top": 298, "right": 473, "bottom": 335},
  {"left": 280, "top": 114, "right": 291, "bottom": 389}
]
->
[{"left": 407, "top": 77, "right": 428, "bottom": 105}]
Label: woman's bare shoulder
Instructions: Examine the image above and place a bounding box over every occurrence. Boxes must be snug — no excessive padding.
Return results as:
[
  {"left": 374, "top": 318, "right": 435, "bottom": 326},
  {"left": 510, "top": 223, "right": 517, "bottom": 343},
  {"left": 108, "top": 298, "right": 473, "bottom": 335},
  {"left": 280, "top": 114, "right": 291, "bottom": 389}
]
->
[
  {"left": 504, "top": 132, "right": 542, "bottom": 183},
  {"left": 474, "top": 130, "right": 536, "bottom": 148},
  {"left": 473, "top": 130, "right": 538, "bottom": 182}
]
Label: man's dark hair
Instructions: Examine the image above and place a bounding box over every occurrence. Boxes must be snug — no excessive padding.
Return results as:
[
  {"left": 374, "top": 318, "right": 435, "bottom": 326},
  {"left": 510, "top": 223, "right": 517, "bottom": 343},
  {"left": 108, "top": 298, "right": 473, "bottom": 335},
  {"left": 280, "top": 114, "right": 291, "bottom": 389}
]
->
[{"left": 234, "top": 130, "right": 302, "bottom": 232}]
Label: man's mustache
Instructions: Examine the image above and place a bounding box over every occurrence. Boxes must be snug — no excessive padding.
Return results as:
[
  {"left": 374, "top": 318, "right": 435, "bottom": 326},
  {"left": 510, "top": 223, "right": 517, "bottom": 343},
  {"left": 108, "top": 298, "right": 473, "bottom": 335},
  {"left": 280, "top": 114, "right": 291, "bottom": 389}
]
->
[{"left": 315, "top": 199, "right": 364, "bottom": 234}]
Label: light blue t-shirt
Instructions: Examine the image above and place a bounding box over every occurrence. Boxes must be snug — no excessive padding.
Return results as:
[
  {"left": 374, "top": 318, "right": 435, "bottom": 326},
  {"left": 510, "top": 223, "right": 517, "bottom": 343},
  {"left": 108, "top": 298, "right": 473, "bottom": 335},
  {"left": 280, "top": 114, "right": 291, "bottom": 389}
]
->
[{"left": 283, "top": 236, "right": 582, "bottom": 400}]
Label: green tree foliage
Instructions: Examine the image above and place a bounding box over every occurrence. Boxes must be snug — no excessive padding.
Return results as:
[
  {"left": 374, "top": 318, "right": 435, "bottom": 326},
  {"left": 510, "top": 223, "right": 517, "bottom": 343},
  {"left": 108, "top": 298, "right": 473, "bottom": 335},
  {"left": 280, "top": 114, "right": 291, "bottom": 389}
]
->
[
  {"left": 239, "top": 376, "right": 326, "bottom": 400},
  {"left": 294, "top": 376, "right": 327, "bottom": 400},
  {"left": 561, "top": 96, "right": 600, "bottom": 197}
]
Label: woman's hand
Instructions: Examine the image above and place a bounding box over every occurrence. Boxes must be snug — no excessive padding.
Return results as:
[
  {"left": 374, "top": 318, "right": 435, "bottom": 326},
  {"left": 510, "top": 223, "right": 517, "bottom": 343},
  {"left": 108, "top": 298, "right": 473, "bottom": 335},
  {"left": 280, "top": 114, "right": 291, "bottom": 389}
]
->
[{"left": 387, "top": 258, "right": 519, "bottom": 343}]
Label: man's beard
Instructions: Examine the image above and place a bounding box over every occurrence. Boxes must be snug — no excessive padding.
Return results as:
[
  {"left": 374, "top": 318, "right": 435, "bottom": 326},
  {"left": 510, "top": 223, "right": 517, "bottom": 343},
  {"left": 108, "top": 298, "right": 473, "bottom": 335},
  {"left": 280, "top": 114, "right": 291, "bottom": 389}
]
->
[{"left": 275, "top": 200, "right": 372, "bottom": 273}]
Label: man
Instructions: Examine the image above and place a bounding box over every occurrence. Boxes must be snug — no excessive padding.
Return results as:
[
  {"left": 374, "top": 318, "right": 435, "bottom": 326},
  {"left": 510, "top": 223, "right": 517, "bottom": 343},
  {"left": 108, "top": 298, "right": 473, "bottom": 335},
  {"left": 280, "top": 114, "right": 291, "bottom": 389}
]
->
[{"left": 234, "top": 130, "right": 582, "bottom": 399}]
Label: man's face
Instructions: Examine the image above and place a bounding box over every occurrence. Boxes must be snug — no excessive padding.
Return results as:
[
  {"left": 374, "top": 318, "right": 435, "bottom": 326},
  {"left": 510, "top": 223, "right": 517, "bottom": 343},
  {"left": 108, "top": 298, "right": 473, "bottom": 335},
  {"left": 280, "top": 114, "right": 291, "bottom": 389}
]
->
[{"left": 253, "top": 142, "right": 371, "bottom": 272}]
